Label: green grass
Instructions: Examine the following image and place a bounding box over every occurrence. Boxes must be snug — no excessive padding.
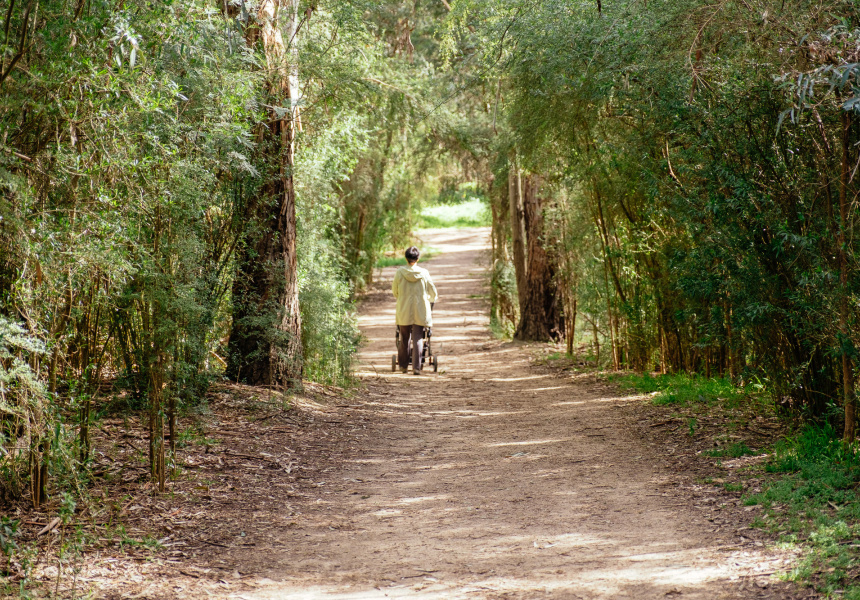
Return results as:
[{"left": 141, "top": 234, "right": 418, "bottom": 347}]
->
[
  {"left": 615, "top": 370, "right": 860, "bottom": 594},
  {"left": 744, "top": 424, "right": 860, "bottom": 596},
  {"left": 416, "top": 198, "right": 490, "bottom": 228},
  {"left": 104, "top": 524, "right": 165, "bottom": 552},
  {"left": 612, "top": 372, "right": 747, "bottom": 407},
  {"left": 174, "top": 426, "right": 220, "bottom": 449},
  {"left": 376, "top": 255, "right": 410, "bottom": 268},
  {"left": 703, "top": 440, "right": 757, "bottom": 458}
]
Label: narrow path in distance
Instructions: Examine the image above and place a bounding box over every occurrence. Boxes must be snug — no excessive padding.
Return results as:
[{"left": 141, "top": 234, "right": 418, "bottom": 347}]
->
[{"left": 247, "top": 227, "right": 793, "bottom": 600}]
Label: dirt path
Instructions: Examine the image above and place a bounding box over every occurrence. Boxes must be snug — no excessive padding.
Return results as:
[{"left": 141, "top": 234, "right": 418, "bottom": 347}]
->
[{"left": 236, "top": 227, "right": 800, "bottom": 600}]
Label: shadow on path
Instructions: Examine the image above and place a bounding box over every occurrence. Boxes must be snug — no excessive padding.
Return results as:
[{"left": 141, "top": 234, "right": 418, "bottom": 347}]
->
[{"left": 245, "top": 227, "right": 801, "bottom": 600}]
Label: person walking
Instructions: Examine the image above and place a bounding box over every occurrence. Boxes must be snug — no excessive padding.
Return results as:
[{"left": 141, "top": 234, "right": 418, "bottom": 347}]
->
[{"left": 392, "top": 246, "right": 438, "bottom": 374}]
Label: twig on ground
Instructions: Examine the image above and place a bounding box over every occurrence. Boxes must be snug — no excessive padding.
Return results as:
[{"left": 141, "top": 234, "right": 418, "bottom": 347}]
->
[
  {"left": 569, "top": 455, "right": 601, "bottom": 463},
  {"left": 37, "top": 518, "right": 60, "bottom": 536}
]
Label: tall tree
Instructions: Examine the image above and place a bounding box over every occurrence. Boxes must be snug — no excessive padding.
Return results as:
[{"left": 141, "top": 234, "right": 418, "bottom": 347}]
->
[
  {"left": 515, "top": 175, "right": 562, "bottom": 342},
  {"left": 227, "top": 0, "right": 303, "bottom": 386}
]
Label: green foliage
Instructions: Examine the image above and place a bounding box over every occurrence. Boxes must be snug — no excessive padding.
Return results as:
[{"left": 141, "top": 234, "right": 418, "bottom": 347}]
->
[
  {"left": 723, "top": 482, "right": 745, "bottom": 493},
  {"left": 490, "top": 258, "right": 518, "bottom": 337},
  {"left": 334, "top": 0, "right": 496, "bottom": 288},
  {"left": 747, "top": 424, "right": 860, "bottom": 596},
  {"left": 0, "top": 316, "right": 48, "bottom": 499},
  {"left": 103, "top": 523, "right": 163, "bottom": 553},
  {"left": 0, "top": 317, "right": 46, "bottom": 421},
  {"left": 2, "top": 0, "right": 258, "bottom": 405},
  {"left": 766, "top": 424, "right": 860, "bottom": 482},
  {"left": 435, "top": 182, "right": 484, "bottom": 205},
  {"left": 0, "top": 517, "right": 19, "bottom": 559},
  {"left": 174, "top": 426, "right": 218, "bottom": 449},
  {"left": 451, "top": 0, "right": 860, "bottom": 423},
  {"left": 0, "top": 0, "right": 455, "bottom": 506},
  {"left": 298, "top": 224, "right": 360, "bottom": 387}
]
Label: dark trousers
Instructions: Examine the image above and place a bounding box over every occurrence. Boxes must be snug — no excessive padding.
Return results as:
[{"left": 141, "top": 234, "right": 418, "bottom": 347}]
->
[{"left": 398, "top": 324, "right": 425, "bottom": 371}]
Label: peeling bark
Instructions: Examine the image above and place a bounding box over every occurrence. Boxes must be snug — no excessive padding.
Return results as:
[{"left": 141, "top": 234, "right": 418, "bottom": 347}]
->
[
  {"left": 227, "top": 0, "right": 303, "bottom": 386},
  {"left": 515, "top": 176, "right": 563, "bottom": 342}
]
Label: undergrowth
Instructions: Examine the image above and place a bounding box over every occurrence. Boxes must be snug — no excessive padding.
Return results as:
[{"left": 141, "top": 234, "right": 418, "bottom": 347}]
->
[
  {"left": 612, "top": 372, "right": 750, "bottom": 408},
  {"left": 702, "top": 440, "right": 757, "bottom": 458},
  {"left": 744, "top": 424, "right": 860, "bottom": 598},
  {"left": 611, "top": 371, "right": 860, "bottom": 596}
]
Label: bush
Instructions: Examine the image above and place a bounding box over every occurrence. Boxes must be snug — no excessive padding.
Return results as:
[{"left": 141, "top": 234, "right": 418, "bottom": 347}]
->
[
  {"left": 0, "top": 317, "right": 48, "bottom": 500},
  {"left": 299, "top": 270, "right": 360, "bottom": 387},
  {"left": 298, "top": 210, "right": 360, "bottom": 388}
]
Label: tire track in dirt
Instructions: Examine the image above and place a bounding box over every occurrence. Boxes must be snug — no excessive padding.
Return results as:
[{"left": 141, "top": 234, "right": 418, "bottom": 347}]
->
[{"left": 246, "top": 227, "right": 797, "bottom": 600}]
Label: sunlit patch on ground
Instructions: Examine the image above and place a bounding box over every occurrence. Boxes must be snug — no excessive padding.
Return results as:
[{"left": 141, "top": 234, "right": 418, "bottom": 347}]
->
[{"left": 76, "top": 226, "right": 806, "bottom": 600}]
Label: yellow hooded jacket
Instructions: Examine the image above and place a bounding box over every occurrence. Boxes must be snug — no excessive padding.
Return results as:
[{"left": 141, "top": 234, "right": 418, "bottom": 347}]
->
[{"left": 392, "top": 264, "right": 438, "bottom": 327}]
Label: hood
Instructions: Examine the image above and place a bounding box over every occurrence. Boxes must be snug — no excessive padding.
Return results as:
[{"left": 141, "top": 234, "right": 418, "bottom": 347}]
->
[{"left": 399, "top": 265, "right": 425, "bottom": 282}]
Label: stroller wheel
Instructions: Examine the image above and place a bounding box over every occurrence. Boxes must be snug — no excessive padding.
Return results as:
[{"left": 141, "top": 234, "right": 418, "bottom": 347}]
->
[
  {"left": 391, "top": 354, "right": 396, "bottom": 372},
  {"left": 433, "top": 356, "right": 439, "bottom": 372}
]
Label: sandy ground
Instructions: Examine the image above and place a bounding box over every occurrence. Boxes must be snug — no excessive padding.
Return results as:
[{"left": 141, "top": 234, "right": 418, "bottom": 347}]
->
[{"left": 235, "top": 227, "right": 804, "bottom": 600}]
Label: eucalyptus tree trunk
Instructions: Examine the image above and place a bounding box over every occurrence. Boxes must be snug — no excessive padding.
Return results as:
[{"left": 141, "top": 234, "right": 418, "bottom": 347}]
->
[
  {"left": 514, "top": 176, "right": 563, "bottom": 342},
  {"left": 227, "top": 0, "right": 303, "bottom": 387},
  {"left": 556, "top": 195, "right": 578, "bottom": 357}
]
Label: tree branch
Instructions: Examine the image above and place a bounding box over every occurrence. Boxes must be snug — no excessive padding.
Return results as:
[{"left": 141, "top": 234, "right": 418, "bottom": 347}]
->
[{"left": 0, "top": 0, "right": 34, "bottom": 89}]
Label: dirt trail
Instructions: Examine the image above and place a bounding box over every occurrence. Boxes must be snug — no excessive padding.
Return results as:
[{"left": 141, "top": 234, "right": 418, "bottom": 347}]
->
[{"left": 246, "top": 228, "right": 785, "bottom": 600}]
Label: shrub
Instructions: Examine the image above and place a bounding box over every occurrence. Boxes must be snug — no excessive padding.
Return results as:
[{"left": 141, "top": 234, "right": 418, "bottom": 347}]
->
[{"left": 0, "top": 317, "right": 48, "bottom": 501}]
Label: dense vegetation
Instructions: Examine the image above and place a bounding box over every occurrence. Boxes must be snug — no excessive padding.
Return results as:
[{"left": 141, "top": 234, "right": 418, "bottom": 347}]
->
[
  {"left": 0, "top": 0, "right": 473, "bottom": 506},
  {"left": 458, "top": 3, "right": 860, "bottom": 590},
  {"left": 2, "top": 0, "right": 860, "bottom": 594},
  {"left": 452, "top": 0, "right": 860, "bottom": 441}
]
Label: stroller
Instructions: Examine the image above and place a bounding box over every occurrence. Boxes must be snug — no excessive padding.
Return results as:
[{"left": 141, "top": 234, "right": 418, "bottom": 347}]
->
[{"left": 392, "top": 326, "right": 439, "bottom": 373}]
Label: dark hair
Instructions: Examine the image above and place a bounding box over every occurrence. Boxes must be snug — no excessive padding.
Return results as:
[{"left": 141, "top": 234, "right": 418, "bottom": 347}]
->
[{"left": 405, "top": 246, "right": 420, "bottom": 262}]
